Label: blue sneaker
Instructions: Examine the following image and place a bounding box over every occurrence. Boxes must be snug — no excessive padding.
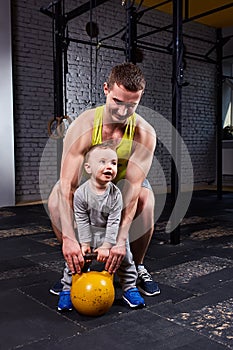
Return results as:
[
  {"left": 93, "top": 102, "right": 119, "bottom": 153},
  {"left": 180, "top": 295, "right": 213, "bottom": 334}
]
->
[
  {"left": 57, "top": 291, "right": 72, "bottom": 311},
  {"left": 137, "top": 267, "right": 160, "bottom": 296},
  {"left": 122, "top": 288, "right": 145, "bottom": 308},
  {"left": 50, "top": 280, "right": 63, "bottom": 295}
]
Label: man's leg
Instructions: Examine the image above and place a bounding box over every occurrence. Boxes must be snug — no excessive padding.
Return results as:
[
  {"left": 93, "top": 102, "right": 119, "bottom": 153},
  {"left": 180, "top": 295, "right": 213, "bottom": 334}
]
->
[
  {"left": 129, "top": 186, "right": 155, "bottom": 265},
  {"left": 47, "top": 183, "right": 62, "bottom": 243},
  {"left": 48, "top": 183, "right": 65, "bottom": 295}
]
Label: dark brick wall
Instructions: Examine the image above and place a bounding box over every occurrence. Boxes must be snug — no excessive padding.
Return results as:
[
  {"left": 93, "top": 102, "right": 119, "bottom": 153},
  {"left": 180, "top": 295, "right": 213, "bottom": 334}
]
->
[{"left": 12, "top": 0, "right": 54, "bottom": 202}]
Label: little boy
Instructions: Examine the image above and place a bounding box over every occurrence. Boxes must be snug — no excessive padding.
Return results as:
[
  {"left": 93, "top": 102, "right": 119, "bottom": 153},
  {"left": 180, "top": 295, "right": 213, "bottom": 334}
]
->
[{"left": 58, "top": 141, "right": 145, "bottom": 311}]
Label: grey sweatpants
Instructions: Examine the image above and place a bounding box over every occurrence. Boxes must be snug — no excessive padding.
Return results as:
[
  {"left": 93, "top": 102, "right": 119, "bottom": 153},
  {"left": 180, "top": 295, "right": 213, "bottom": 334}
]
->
[{"left": 61, "top": 240, "right": 138, "bottom": 292}]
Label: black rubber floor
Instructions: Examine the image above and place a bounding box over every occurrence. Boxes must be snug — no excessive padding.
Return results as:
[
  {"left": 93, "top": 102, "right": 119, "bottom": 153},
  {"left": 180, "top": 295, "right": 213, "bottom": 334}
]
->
[{"left": 0, "top": 190, "right": 233, "bottom": 350}]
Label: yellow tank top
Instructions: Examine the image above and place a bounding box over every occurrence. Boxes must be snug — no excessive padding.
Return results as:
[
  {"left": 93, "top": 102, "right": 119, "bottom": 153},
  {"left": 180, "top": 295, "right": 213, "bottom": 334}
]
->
[{"left": 92, "top": 105, "right": 136, "bottom": 183}]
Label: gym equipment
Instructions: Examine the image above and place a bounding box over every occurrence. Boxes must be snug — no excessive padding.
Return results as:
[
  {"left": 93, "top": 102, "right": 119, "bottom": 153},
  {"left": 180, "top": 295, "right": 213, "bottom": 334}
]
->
[
  {"left": 48, "top": 115, "right": 72, "bottom": 139},
  {"left": 70, "top": 253, "right": 115, "bottom": 317}
]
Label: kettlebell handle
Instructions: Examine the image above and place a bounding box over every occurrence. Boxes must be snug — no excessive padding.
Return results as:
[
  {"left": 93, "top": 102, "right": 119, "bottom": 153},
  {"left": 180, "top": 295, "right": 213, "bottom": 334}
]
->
[
  {"left": 84, "top": 252, "right": 98, "bottom": 261},
  {"left": 82, "top": 252, "right": 98, "bottom": 273}
]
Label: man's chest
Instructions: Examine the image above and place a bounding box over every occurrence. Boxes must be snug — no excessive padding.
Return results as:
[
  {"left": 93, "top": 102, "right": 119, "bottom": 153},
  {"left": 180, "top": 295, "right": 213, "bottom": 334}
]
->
[{"left": 102, "top": 125, "right": 124, "bottom": 143}]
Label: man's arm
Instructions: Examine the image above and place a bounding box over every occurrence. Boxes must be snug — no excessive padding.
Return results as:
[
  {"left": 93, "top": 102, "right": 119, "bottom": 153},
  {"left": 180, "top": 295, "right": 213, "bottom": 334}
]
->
[
  {"left": 57, "top": 111, "right": 93, "bottom": 273},
  {"left": 106, "top": 120, "right": 156, "bottom": 273},
  {"left": 119, "top": 125, "right": 156, "bottom": 241}
]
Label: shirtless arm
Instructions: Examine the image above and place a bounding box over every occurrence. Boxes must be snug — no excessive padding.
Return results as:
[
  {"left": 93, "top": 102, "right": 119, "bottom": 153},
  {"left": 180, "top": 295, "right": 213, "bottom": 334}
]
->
[
  {"left": 106, "top": 118, "right": 156, "bottom": 273},
  {"left": 58, "top": 111, "right": 93, "bottom": 273}
]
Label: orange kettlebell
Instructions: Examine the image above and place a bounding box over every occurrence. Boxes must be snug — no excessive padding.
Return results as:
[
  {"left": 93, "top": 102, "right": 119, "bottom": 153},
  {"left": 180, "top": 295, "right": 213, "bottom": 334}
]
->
[{"left": 70, "top": 254, "right": 115, "bottom": 317}]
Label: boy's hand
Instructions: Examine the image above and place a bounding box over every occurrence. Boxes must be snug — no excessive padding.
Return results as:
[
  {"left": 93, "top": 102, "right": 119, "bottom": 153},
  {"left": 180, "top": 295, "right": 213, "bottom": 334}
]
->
[
  {"left": 81, "top": 243, "right": 91, "bottom": 262},
  {"left": 94, "top": 245, "right": 110, "bottom": 263}
]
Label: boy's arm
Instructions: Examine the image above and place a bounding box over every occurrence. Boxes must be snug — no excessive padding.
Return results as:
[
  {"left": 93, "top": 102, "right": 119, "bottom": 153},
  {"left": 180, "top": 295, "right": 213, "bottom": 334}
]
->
[
  {"left": 96, "top": 189, "right": 122, "bottom": 262},
  {"left": 73, "top": 188, "right": 92, "bottom": 246},
  {"left": 103, "top": 189, "right": 123, "bottom": 246}
]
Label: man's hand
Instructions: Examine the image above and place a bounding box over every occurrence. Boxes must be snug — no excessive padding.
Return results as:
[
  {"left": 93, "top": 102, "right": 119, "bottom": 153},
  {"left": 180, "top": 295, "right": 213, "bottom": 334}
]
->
[
  {"left": 62, "top": 237, "right": 84, "bottom": 274},
  {"left": 105, "top": 244, "right": 126, "bottom": 273}
]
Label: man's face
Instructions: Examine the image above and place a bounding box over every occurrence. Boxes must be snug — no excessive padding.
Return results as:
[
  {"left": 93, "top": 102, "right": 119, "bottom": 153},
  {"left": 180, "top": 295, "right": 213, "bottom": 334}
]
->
[
  {"left": 85, "top": 147, "right": 118, "bottom": 184},
  {"left": 104, "top": 82, "right": 143, "bottom": 123}
]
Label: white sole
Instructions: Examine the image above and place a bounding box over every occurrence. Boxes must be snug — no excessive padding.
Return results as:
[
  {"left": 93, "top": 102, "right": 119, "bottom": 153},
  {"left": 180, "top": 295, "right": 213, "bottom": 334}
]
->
[
  {"left": 57, "top": 307, "right": 72, "bottom": 311},
  {"left": 137, "top": 286, "right": 161, "bottom": 296},
  {"left": 49, "top": 289, "right": 60, "bottom": 296},
  {"left": 122, "top": 296, "right": 145, "bottom": 308}
]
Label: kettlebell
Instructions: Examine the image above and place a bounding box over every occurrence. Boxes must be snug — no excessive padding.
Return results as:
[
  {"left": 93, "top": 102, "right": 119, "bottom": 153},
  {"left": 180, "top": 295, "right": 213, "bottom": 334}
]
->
[{"left": 70, "top": 253, "right": 115, "bottom": 316}]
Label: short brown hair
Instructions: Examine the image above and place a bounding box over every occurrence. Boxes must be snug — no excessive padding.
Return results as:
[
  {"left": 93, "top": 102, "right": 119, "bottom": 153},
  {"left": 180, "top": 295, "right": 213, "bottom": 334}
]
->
[
  {"left": 85, "top": 140, "right": 117, "bottom": 162},
  {"left": 107, "top": 62, "right": 146, "bottom": 92}
]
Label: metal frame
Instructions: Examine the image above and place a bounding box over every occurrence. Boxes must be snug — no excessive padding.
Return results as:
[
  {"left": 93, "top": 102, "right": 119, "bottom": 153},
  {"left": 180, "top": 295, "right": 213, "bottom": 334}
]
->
[
  {"left": 40, "top": 0, "right": 112, "bottom": 173},
  {"left": 41, "top": 0, "right": 233, "bottom": 243},
  {"left": 125, "top": 1, "right": 138, "bottom": 63},
  {"left": 170, "top": 0, "right": 183, "bottom": 244},
  {"left": 216, "top": 28, "right": 223, "bottom": 200},
  {"left": 40, "top": 0, "right": 113, "bottom": 120}
]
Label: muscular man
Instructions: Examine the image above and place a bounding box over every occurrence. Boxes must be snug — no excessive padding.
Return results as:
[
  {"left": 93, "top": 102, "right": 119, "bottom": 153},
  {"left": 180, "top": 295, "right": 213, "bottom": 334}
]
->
[{"left": 48, "top": 62, "right": 160, "bottom": 309}]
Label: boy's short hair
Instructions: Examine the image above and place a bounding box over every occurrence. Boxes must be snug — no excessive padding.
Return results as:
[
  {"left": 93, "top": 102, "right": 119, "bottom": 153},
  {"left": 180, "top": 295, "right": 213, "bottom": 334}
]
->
[
  {"left": 85, "top": 140, "right": 117, "bottom": 162},
  {"left": 107, "top": 62, "right": 145, "bottom": 92}
]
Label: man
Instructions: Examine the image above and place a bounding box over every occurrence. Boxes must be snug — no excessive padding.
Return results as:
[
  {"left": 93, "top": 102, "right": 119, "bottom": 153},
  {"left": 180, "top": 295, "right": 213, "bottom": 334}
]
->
[{"left": 48, "top": 62, "right": 160, "bottom": 308}]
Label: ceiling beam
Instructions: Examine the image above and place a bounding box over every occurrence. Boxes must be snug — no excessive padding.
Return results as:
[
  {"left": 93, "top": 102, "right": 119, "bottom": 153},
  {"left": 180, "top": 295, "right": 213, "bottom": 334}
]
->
[
  {"left": 184, "top": 2, "right": 233, "bottom": 24},
  {"left": 65, "top": 0, "right": 111, "bottom": 22},
  {"left": 138, "top": 0, "right": 172, "bottom": 17},
  {"left": 138, "top": 1, "right": 233, "bottom": 40}
]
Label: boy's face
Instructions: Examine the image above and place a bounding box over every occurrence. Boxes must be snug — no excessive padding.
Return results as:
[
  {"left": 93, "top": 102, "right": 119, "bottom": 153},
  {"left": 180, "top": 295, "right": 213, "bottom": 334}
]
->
[
  {"left": 84, "top": 148, "right": 118, "bottom": 184},
  {"left": 103, "top": 82, "right": 143, "bottom": 123}
]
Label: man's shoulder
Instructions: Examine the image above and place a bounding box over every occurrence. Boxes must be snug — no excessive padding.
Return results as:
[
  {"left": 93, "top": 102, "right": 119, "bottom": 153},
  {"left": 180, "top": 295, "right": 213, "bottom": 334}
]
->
[
  {"left": 135, "top": 113, "right": 156, "bottom": 136},
  {"left": 73, "top": 107, "right": 95, "bottom": 124},
  {"left": 65, "top": 105, "right": 103, "bottom": 139},
  {"left": 78, "top": 104, "right": 104, "bottom": 117},
  {"left": 72, "top": 105, "right": 105, "bottom": 125}
]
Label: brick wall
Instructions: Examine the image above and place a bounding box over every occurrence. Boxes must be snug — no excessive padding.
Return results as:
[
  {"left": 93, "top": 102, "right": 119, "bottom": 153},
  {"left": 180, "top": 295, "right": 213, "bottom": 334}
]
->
[
  {"left": 11, "top": 0, "right": 217, "bottom": 203},
  {"left": 12, "top": 0, "right": 54, "bottom": 202}
]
